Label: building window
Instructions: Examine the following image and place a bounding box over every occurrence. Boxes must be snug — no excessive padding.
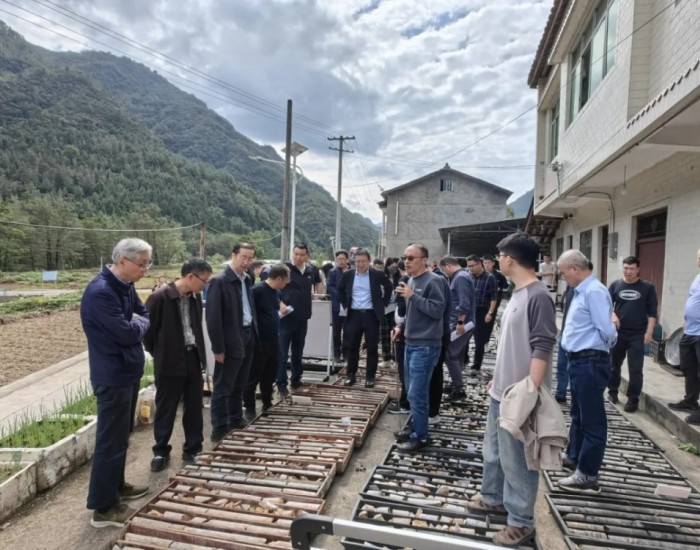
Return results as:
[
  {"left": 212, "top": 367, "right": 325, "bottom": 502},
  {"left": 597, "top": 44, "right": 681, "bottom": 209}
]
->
[
  {"left": 580, "top": 229, "right": 593, "bottom": 260},
  {"left": 569, "top": 0, "right": 619, "bottom": 122},
  {"left": 556, "top": 236, "right": 564, "bottom": 259},
  {"left": 549, "top": 100, "right": 560, "bottom": 160},
  {"left": 440, "top": 179, "right": 454, "bottom": 192}
]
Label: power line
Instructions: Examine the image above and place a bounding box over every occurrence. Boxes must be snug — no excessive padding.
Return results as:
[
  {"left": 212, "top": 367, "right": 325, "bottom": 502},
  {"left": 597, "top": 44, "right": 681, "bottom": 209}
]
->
[
  {"left": 28, "top": 0, "right": 343, "bottom": 135},
  {"left": 0, "top": 220, "right": 200, "bottom": 232}
]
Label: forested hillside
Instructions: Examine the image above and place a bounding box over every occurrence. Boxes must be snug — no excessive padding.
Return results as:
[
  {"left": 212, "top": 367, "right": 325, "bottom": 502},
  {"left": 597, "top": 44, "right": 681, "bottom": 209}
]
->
[{"left": 0, "top": 21, "right": 378, "bottom": 271}]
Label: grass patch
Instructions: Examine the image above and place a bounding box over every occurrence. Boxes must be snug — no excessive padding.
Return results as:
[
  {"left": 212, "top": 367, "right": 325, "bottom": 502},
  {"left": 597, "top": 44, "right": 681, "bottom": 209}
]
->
[
  {"left": 59, "top": 383, "right": 97, "bottom": 416},
  {"left": 0, "top": 292, "right": 83, "bottom": 319},
  {"left": 140, "top": 359, "right": 155, "bottom": 389},
  {"left": 0, "top": 416, "right": 87, "bottom": 448},
  {"left": 0, "top": 267, "right": 183, "bottom": 291},
  {"left": 679, "top": 442, "right": 700, "bottom": 456}
]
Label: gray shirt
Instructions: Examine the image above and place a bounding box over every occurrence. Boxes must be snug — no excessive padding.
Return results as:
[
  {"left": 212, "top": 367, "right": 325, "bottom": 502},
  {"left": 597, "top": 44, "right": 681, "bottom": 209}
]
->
[
  {"left": 490, "top": 280, "right": 557, "bottom": 402},
  {"left": 402, "top": 271, "right": 446, "bottom": 347}
]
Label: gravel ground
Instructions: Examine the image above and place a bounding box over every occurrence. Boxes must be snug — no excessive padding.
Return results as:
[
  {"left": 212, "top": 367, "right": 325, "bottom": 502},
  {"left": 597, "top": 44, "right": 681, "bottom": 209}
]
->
[{"left": 0, "top": 310, "right": 87, "bottom": 387}]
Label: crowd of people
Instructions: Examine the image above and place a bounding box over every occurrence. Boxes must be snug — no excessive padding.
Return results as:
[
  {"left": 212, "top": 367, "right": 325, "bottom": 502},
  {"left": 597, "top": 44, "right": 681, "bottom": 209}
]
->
[{"left": 79, "top": 234, "right": 700, "bottom": 546}]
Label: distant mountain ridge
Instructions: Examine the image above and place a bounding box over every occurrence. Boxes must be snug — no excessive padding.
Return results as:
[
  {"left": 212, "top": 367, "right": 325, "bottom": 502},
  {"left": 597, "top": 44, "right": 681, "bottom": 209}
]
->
[
  {"left": 508, "top": 189, "right": 533, "bottom": 218},
  {"left": 0, "top": 21, "right": 378, "bottom": 262}
]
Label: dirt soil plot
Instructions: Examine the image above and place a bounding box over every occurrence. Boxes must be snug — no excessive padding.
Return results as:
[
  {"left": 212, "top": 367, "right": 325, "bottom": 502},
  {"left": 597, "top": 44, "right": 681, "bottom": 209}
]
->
[{"left": 0, "top": 311, "right": 86, "bottom": 387}]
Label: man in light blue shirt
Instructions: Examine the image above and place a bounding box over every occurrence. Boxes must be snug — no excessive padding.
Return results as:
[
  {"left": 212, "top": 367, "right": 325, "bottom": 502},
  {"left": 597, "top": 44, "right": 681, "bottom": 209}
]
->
[
  {"left": 669, "top": 248, "right": 700, "bottom": 423},
  {"left": 557, "top": 250, "right": 616, "bottom": 495}
]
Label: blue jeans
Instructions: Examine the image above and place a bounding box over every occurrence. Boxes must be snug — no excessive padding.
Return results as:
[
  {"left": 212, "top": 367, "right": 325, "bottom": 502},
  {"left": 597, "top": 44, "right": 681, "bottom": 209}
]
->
[
  {"left": 555, "top": 342, "right": 569, "bottom": 400},
  {"left": 481, "top": 398, "right": 539, "bottom": 529},
  {"left": 404, "top": 344, "right": 441, "bottom": 440},
  {"left": 277, "top": 318, "right": 308, "bottom": 387},
  {"left": 566, "top": 350, "right": 610, "bottom": 477},
  {"left": 87, "top": 383, "right": 139, "bottom": 511}
]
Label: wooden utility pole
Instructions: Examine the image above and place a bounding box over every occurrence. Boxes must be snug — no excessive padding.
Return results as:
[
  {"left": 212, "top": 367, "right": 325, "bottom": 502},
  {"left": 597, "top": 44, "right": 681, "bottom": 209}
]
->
[
  {"left": 281, "top": 100, "right": 293, "bottom": 262},
  {"left": 328, "top": 135, "right": 354, "bottom": 251},
  {"left": 199, "top": 222, "right": 206, "bottom": 259}
]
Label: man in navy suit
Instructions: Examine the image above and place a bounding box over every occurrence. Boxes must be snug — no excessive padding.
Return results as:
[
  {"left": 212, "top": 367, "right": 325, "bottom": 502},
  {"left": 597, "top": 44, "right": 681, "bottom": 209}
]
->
[{"left": 339, "top": 248, "right": 393, "bottom": 387}]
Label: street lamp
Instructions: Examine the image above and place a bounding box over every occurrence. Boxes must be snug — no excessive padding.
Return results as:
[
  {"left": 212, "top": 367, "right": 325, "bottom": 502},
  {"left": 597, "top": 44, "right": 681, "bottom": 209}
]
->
[
  {"left": 281, "top": 142, "right": 308, "bottom": 258},
  {"left": 249, "top": 147, "right": 307, "bottom": 260}
]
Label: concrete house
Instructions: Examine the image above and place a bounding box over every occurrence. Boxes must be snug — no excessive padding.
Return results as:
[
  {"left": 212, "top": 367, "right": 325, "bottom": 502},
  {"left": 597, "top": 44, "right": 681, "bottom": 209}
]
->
[
  {"left": 527, "top": 0, "right": 700, "bottom": 334},
  {"left": 377, "top": 164, "right": 513, "bottom": 260}
]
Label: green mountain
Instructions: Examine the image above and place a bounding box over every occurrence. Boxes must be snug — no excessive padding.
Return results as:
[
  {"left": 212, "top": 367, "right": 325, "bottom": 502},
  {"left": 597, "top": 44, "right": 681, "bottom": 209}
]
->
[{"left": 0, "top": 21, "right": 378, "bottom": 269}]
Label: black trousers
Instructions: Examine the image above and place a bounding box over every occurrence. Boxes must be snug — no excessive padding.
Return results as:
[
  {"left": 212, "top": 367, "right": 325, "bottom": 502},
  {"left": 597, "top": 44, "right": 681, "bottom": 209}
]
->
[
  {"left": 244, "top": 340, "right": 279, "bottom": 411},
  {"left": 380, "top": 312, "right": 394, "bottom": 361},
  {"left": 153, "top": 348, "right": 203, "bottom": 457},
  {"left": 332, "top": 310, "right": 346, "bottom": 359},
  {"left": 429, "top": 333, "right": 450, "bottom": 417},
  {"left": 680, "top": 333, "right": 700, "bottom": 402},
  {"left": 346, "top": 309, "right": 380, "bottom": 379},
  {"left": 395, "top": 336, "right": 408, "bottom": 408},
  {"left": 609, "top": 331, "right": 645, "bottom": 403},
  {"left": 469, "top": 307, "right": 495, "bottom": 370}
]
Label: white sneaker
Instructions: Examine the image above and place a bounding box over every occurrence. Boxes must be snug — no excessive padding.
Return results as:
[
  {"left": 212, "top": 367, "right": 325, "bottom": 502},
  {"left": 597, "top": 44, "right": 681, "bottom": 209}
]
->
[{"left": 428, "top": 415, "right": 440, "bottom": 426}]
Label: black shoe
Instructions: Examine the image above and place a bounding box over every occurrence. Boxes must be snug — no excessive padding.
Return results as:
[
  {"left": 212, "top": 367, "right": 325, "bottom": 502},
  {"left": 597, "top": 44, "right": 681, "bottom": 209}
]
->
[
  {"left": 393, "top": 430, "right": 411, "bottom": 443},
  {"left": 150, "top": 455, "right": 169, "bottom": 473},
  {"left": 262, "top": 402, "right": 272, "bottom": 412},
  {"left": 119, "top": 482, "right": 149, "bottom": 500},
  {"left": 669, "top": 398, "right": 700, "bottom": 412},
  {"left": 387, "top": 401, "right": 410, "bottom": 414},
  {"left": 624, "top": 401, "right": 638, "bottom": 413},
  {"left": 181, "top": 452, "right": 199, "bottom": 465},
  {"left": 365, "top": 378, "right": 375, "bottom": 388},
  {"left": 344, "top": 377, "right": 356, "bottom": 387},
  {"left": 210, "top": 431, "right": 226, "bottom": 443},
  {"left": 686, "top": 410, "right": 700, "bottom": 425},
  {"left": 442, "top": 384, "right": 453, "bottom": 395},
  {"left": 278, "top": 385, "right": 289, "bottom": 398},
  {"left": 397, "top": 438, "right": 429, "bottom": 453},
  {"left": 607, "top": 392, "right": 618, "bottom": 404},
  {"left": 230, "top": 419, "right": 249, "bottom": 430},
  {"left": 291, "top": 381, "right": 304, "bottom": 390},
  {"left": 555, "top": 395, "right": 567, "bottom": 404},
  {"left": 244, "top": 409, "right": 257, "bottom": 423},
  {"left": 562, "top": 455, "right": 577, "bottom": 471},
  {"left": 445, "top": 390, "right": 466, "bottom": 402}
]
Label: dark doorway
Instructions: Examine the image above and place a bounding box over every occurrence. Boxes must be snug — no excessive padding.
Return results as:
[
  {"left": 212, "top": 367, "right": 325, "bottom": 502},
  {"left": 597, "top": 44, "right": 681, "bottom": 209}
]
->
[
  {"left": 636, "top": 209, "right": 667, "bottom": 308},
  {"left": 600, "top": 225, "right": 609, "bottom": 285}
]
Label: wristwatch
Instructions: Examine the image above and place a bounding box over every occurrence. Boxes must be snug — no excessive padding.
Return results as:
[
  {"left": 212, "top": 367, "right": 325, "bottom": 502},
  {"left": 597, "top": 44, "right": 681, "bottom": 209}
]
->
[{"left": 457, "top": 320, "right": 464, "bottom": 325}]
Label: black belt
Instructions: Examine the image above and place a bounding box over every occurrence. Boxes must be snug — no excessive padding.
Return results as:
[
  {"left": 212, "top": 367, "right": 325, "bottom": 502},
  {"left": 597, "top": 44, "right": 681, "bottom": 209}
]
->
[
  {"left": 567, "top": 349, "right": 608, "bottom": 360},
  {"left": 351, "top": 309, "right": 373, "bottom": 313},
  {"left": 243, "top": 325, "right": 253, "bottom": 330},
  {"left": 185, "top": 344, "right": 197, "bottom": 351}
]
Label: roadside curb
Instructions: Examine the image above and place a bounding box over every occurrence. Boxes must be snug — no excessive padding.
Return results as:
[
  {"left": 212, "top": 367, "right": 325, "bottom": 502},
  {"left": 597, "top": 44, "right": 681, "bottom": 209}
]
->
[{"left": 0, "top": 351, "right": 89, "bottom": 400}]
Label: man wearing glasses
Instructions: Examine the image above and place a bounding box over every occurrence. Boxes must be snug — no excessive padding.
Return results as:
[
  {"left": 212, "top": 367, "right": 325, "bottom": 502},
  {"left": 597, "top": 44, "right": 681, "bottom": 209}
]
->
[
  {"left": 80, "top": 238, "right": 152, "bottom": 528},
  {"left": 206, "top": 243, "right": 258, "bottom": 442},
  {"left": 144, "top": 258, "right": 213, "bottom": 473},
  {"left": 392, "top": 244, "right": 446, "bottom": 452}
]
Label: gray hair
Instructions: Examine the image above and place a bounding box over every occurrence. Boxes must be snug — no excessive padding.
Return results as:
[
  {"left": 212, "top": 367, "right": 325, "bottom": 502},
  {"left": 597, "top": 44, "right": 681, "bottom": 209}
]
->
[
  {"left": 557, "top": 249, "right": 589, "bottom": 270},
  {"left": 112, "top": 238, "right": 152, "bottom": 263}
]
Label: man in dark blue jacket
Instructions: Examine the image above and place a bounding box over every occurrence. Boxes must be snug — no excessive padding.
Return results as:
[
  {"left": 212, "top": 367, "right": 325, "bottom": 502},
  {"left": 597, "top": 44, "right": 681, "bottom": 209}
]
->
[{"left": 80, "top": 238, "right": 152, "bottom": 528}]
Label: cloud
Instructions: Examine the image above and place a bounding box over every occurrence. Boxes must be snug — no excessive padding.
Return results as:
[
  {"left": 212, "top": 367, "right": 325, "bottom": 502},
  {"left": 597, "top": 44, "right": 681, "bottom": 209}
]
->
[{"left": 2, "top": 0, "right": 551, "bottom": 222}]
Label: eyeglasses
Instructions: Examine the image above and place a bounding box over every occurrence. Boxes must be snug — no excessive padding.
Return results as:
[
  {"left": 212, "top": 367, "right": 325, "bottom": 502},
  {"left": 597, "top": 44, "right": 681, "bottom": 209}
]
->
[
  {"left": 401, "top": 255, "right": 425, "bottom": 262},
  {"left": 192, "top": 273, "right": 210, "bottom": 285},
  {"left": 126, "top": 258, "right": 152, "bottom": 270}
]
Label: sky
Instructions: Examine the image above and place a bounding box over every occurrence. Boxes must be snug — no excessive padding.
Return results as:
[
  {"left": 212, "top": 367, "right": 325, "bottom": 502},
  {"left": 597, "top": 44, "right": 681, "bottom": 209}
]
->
[{"left": 0, "top": 0, "right": 552, "bottom": 223}]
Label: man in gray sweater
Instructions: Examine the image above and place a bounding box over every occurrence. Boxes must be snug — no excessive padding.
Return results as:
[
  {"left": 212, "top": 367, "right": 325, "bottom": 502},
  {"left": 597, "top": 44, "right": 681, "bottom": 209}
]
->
[
  {"left": 392, "top": 244, "right": 446, "bottom": 452},
  {"left": 467, "top": 232, "right": 557, "bottom": 547}
]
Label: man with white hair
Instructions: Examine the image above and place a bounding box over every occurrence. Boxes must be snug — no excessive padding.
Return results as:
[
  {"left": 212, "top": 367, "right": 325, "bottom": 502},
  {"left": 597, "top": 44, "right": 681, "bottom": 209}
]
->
[
  {"left": 557, "top": 250, "right": 617, "bottom": 494},
  {"left": 81, "top": 238, "right": 152, "bottom": 528}
]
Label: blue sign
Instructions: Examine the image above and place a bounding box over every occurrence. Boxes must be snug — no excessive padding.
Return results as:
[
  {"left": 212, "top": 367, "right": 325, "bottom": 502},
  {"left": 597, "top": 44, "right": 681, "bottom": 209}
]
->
[{"left": 42, "top": 271, "right": 58, "bottom": 282}]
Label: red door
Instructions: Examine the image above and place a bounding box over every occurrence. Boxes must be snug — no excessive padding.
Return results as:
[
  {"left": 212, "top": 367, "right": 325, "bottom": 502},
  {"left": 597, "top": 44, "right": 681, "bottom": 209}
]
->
[{"left": 636, "top": 238, "right": 665, "bottom": 308}]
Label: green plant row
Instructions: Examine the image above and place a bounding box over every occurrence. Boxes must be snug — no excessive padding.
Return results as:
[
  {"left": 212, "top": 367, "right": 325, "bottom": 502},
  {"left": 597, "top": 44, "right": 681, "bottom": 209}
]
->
[{"left": 0, "top": 292, "right": 83, "bottom": 319}]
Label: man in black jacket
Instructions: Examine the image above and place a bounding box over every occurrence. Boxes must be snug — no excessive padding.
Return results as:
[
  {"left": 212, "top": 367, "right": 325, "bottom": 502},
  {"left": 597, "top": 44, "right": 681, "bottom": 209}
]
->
[
  {"left": 206, "top": 243, "right": 258, "bottom": 442},
  {"left": 339, "top": 248, "right": 392, "bottom": 387},
  {"left": 144, "top": 259, "right": 212, "bottom": 472}
]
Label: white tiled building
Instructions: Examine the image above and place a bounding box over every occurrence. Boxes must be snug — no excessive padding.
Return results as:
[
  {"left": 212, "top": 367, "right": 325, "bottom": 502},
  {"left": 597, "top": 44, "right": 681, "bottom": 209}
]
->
[{"left": 528, "top": 0, "right": 700, "bottom": 335}]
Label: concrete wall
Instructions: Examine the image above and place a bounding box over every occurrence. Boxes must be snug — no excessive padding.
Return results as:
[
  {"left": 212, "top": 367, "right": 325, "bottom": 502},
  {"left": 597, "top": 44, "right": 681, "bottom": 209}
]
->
[
  {"left": 382, "top": 172, "right": 508, "bottom": 260},
  {"left": 553, "top": 152, "right": 700, "bottom": 334}
]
